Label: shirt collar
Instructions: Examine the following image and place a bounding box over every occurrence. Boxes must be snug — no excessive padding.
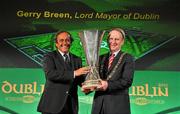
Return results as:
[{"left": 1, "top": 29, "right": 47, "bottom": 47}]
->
[
  {"left": 111, "top": 50, "right": 120, "bottom": 57},
  {"left": 58, "top": 50, "right": 69, "bottom": 57}
]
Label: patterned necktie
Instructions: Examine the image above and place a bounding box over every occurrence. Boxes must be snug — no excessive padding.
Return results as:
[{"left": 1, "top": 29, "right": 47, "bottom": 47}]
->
[
  {"left": 64, "top": 54, "right": 70, "bottom": 65},
  {"left": 108, "top": 53, "right": 115, "bottom": 69}
]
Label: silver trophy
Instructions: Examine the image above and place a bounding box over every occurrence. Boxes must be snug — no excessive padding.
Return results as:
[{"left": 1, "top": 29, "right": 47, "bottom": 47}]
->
[{"left": 79, "top": 30, "right": 105, "bottom": 89}]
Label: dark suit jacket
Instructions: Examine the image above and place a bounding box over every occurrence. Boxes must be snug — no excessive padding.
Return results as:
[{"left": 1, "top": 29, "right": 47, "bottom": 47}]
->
[
  {"left": 92, "top": 51, "right": 135, "bottom": 114},
  {"left": 37, "top": 51, "right": 84, "bottom": 114}
]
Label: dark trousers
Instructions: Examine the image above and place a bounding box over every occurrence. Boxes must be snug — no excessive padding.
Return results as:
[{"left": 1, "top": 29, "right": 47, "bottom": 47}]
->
[{"left": 42, "top": 96, "right": 73, "bottom": 114}]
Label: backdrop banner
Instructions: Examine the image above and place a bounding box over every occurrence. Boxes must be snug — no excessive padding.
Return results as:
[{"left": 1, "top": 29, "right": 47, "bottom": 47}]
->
[
  {"left": 0, "top": 0, "right": 180, "bottom": 114},
  {"left": 0, "top": 69, "right": 180, "bottom": 114}
]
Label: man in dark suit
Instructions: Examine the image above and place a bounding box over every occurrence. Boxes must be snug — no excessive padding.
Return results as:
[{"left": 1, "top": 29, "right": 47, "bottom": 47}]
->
[
  {"left": 87, "top": 28, "right": 135, "bottom": 114},
  {"left": 37, "top": 31, "right": 89, "bottom": 114}
]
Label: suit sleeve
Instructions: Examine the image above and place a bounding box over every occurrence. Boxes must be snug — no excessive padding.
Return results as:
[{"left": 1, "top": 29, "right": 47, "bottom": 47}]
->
[
  {"left": 75, "top": 58, "right": 86, "bottom": 86},
  {"left": 107, "top": 54, "right": 135, "bottom": 92},
  {"left": 43, "top": 54, "right": 74, "bottom": 83}
]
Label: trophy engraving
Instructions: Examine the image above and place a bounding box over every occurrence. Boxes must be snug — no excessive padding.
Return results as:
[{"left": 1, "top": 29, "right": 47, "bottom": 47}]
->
[{"left": 79, "top": 30, "right": 105, "bottom": 89}]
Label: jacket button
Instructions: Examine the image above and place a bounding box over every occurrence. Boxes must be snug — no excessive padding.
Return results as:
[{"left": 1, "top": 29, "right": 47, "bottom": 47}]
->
[{"left": 66, "top": 91, "right": 69, "bottom": 94}]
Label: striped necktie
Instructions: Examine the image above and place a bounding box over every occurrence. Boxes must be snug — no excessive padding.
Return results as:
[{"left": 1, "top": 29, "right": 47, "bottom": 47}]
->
[{"left": 108, "top": 53, "right": 115, "bottom": 69}]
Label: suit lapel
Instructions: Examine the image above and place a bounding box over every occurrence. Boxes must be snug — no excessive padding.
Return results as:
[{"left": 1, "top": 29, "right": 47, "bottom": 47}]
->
[
  {"left": 56, "top": 51, "right": 75, "bottom": 70},
  {"left": 69, "top": 53, "right": 75, "bottom": 70},
  {"left": 56, "top": 51, "right": 66, "bottom": 66},
  {"left": 101, "top": 54, "right": 109, "bottom": 79}
]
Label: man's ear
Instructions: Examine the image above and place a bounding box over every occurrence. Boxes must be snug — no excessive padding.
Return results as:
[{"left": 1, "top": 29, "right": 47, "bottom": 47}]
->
[{"left": 121, "top": 39, "right": 125, "bottom": 46}]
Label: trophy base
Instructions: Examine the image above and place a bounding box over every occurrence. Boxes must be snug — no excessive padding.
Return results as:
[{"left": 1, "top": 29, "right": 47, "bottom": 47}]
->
[{"left": 82, "top": 79, "right": 101, "bottom": 90}]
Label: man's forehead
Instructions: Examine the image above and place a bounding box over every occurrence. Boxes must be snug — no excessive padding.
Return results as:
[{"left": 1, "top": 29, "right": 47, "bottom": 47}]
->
[
  {"left": 109, "top": 30, "right": 123, "bottom": 38},
  {"left": 58, "top": 32, "right": 70, "bottom": 39}
]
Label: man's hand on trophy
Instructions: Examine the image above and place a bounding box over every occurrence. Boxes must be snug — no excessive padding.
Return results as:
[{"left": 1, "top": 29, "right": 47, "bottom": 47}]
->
[
  {"left": 74, "top": 67, "right": 90, "bottom": 77},
  {"left": 97, "top": 80, "right": 108, "bottom": 91},
  {"left": 81, "top": 86, "right": 91, "bottom": 94},
  {"left": 81, "top": 82, "right": 96, "bottom": 94}
]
